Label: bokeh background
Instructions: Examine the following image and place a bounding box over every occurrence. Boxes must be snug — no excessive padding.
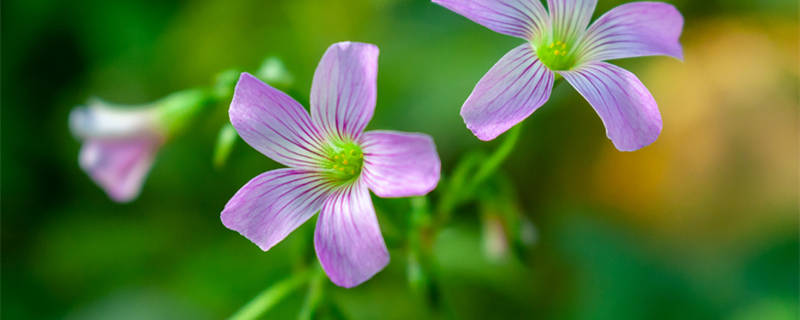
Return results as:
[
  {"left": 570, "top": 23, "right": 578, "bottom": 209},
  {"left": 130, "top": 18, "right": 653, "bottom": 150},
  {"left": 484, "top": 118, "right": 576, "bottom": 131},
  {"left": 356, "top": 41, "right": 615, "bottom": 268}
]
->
[{"left": 2, "top": 0, "right": 798, "bottom": 319}]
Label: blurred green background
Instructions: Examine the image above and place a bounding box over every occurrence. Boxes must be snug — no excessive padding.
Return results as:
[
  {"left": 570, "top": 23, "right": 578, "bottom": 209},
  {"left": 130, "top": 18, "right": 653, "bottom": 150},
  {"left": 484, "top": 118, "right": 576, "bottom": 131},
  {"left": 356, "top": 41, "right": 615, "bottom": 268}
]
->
[{"left": 2, "top": 0, "right": 798, "bottom": 319}]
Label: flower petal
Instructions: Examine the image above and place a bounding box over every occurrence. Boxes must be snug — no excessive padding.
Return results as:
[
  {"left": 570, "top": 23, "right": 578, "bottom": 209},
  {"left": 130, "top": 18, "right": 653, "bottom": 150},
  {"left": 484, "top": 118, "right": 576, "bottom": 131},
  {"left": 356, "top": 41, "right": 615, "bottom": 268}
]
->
[
  {"left": 310, "top": 42, "right": 378, "bottom": 141},
  {"left": 79, "top": 137, "right": 161, "bottom": 202},
  {"left": 576, "top": 2, "right": 684, "bottom": 63},
  {"left": 314, "top": 181, "right": 389, "bottom": 288},
  {"left": 432, "top": 0, "right": 549, "bottom": 40},
  {"left": 230, "top": 73, "right": 327, "bottom": 169},
  {"left": 546, "top": 0, "right": 597, "bottom": 43},
  {"left": 69, "top": 101, "right": 160, "bottom": 139},
  {"left": 360, "top": 130, "right": 441, "bottom": 198},
  {"left": 559, "top": 62, "right": 661, "bottom": 151},
  {"left": 221, "top": 168, "right": 333, "bottom": 251},
  {"left": 461, "top": 44, "right": 554, "bottom": 141}
]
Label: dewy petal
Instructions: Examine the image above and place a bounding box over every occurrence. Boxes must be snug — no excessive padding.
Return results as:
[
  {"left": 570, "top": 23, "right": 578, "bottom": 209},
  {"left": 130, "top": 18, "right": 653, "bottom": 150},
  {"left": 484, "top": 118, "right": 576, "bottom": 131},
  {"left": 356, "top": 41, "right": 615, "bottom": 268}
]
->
[
  {"left": 559, "top": 62, "right": 661, "bottom": 151},
  {"left": 360, "top": 130, "right": 441, "bottom": 198},
  {"left": 575, "top": 2, "right": 684, "bottom": 63},
  {"left": 221, "top": 168, "right": 333, "bottom": 251},
  {"left": 79, "top": 137, "right": 161, "bottom": 202},
  {"left": 230, "top": 73, "right": 327, "bottom": 169},
  {"left": 314, "top": 180, "right": 389, "bottom": 288},
  {"left": 546, "top": 0, "right": 597, "bottom": 43},
  {"left": 310, "top": 42, "right": 378, "bottom": 142},
  {"left": 461, "top": 44, "right": 554, "bottom": 141},
  {"left": 432, "top": 0, "right": 549, "bottom": 40}
]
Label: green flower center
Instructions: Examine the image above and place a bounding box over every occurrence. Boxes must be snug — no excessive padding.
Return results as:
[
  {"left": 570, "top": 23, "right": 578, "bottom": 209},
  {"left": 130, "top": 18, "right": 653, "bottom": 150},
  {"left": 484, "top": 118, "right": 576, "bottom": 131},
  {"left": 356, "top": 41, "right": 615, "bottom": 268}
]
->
[
  {"left": 536, "top": 40, "right": 577, "bottom": 71},
  {"left": 321, "top": 139, "right": 364, "bottom": 183}
]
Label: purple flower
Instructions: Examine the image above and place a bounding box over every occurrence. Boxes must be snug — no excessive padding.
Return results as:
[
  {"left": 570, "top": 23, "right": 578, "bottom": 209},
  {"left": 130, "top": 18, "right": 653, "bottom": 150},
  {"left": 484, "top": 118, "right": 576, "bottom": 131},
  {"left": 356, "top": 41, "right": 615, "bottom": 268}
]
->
[
  {"left": 70, "top": 99, "right": 165, "bottom": 202},
  {"left": 222, "top": 42, "right": 441, "bottom": 288},
  {"left": 433, "top": 0, "right": 684, "bottom": 151},
  {"left": 70, "top": 90, "right": 207, "bottom": 202}
]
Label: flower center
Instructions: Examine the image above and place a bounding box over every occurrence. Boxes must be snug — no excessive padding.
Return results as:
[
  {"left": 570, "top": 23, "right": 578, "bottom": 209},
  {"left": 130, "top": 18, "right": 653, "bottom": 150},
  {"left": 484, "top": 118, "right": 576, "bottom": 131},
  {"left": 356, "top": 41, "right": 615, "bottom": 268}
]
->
[
  {"left": 536, "top": 40, "right": 576, "bottom": 71},
  {"left": 321, "top": 139, "right": 364, "bottom": 183}
]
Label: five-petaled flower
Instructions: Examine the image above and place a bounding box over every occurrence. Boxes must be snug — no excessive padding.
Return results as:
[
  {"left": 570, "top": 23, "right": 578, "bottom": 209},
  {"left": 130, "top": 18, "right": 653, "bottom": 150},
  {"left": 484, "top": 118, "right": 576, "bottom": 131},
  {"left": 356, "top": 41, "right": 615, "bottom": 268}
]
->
[
  {"left": 433, "top": 0, "right": 684, "bottom": 151},
  {"left": 222, "top": 42, "right": 441, "bottom": 287}
]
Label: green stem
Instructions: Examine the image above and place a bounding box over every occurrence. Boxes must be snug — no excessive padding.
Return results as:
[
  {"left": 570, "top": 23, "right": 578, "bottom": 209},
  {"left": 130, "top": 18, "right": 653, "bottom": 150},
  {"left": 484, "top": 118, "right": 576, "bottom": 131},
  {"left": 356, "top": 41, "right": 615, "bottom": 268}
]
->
[
  {"left": 297, "top": 265, "right": 325, "bottom": 320},
  {"left": 464, "top": 123, "right": 523, "bottom": 196},
  {"left": 408, "top": 197, "right": 431, "bottom": 293},
  {"left": 229, "top": 269, "right": 313, "bottom": 320},
  {"left": 408, "top": 197, "right": 442, "bottom": 314},
  {"left": 435, "top": 123, "right": 524, "bottom": 225},
  {"left": 434, "top": 152, "right": 483, "bottom": 224}
]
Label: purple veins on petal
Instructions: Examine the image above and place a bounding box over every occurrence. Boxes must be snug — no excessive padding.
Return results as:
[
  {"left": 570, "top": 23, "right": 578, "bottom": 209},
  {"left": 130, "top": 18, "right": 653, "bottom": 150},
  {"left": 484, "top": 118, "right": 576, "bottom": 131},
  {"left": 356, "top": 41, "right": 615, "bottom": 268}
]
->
[
  {"left": 360, "top": 130, "right": 441, "bottom": 198},
  {"left": 310, "top": 42, "right": 379, "bottom": 142},
  {"left": 314, "top": 180, "right": 389, "bottom": 288},
  {"left": 221, "top": 168, "right": 334, "bottom": 251},
  {"left": 460, "top": 44, "right": 554, "bottom": 141},
  {"left": 432, "top": 0, "right": 549, "bottom": 40},
  {"left": 433, "top": 0, "right": 683, "bottom": 149},
  {"left": 559, "top": 62, "right": 661, "bottom": 151},
  {"left": 79, "top": 137, "right": 161, "bottom": 202},
  {"left": 576, "top": 2, "right": 684, "bottom": 63},
  {"left": 546, "top": 0, "right": 597, "bottom": 43},
  {"left": 230, "top": 73, "right": 327, "bottom": 170},
  {"left": 223, "top": 41, "right": 443, "bottom": 287}
]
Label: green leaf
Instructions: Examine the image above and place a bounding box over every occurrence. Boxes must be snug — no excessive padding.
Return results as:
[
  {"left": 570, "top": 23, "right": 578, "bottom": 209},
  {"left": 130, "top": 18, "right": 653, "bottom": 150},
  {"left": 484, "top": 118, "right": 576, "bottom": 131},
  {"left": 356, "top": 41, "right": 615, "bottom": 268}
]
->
[{"left": 213, "top": 123, "right": 238, "bottom": 169}]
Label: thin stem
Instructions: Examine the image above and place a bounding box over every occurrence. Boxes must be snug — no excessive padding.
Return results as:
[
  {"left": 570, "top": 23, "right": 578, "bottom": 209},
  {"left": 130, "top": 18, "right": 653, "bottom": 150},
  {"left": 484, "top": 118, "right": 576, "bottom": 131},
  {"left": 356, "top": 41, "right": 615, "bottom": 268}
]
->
[
  {"left": 229, "top": 269, "right": 313, "bottom": 320},
  {"left": 435, "top": 123, "right": 524, "bottom": 225},
  {"left": 408, "top": 196, "right": 431, "bottom": 295},
  {"left": 434, "top": 152, "right": 483, "bottom": 224},
  {"left": 464, "top": 123, "right": 523, "bottom": 197},
  {"left": 408, "top": 197, "right": 442, "bottom": 315},
  {"left": 297, "top": 265, "right": 325, "bottom": 320}
]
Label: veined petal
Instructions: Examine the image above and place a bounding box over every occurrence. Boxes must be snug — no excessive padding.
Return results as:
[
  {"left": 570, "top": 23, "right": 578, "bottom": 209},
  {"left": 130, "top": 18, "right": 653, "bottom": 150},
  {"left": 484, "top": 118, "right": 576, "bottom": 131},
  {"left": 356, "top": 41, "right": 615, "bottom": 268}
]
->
[
  {"left": 546, "top": 0, "right": 597, "bottom": 43},
  {"left": 461, "top": 44, "right": 554, "bottom": 141},
  {"left": 360, "top": 130, "right": 441, "bottom": 198},
  {"left": 432, "top": 0, "right": 549, "bottom": 40},
  {"left": 576, "top": 2, "right": 684, "bottom": 63},
  {"left": 222, "top": 168, "right": 334, "bottom": 251},
  {"left": 314, "top": 181, "right": 389, "bottom": 288},
  {"left": 559, "top": 62, "right": 661, "bottom": 151},
  {"left": 311, "top": 42, "right": 378, "bottom": 141},
  {"left": 230, "top": 73, "right": 327, "bottom": 169},
  {"left": 79, "top": 137, "right": 161, "bottom": 202}
]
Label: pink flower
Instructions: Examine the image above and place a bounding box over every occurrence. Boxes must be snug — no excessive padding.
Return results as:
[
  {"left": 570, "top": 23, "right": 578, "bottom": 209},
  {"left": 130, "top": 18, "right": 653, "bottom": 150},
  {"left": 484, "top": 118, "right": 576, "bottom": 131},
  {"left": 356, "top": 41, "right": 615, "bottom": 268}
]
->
[
  {"left": 70, "top": 100, "right": 164, "bottom": 202},
  {"left": 69, "top": 90, "right": 207, "bottom": 202},
  {"left": 222, "top": 42, "right": 441, "bottom": 287},
  {"left": 434, "top": 0, "right": 684, "bottom": 151}
]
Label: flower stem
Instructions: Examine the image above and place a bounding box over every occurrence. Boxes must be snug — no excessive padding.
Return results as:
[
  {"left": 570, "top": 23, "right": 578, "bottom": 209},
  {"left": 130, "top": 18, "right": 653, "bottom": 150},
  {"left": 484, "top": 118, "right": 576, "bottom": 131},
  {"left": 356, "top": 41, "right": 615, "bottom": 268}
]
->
[
  {"left": 464, "top": 123, "right": 523, "bottom": 196},
  {"left": 408, "top": 197, "right": 442, "bottom": 314},
  {"left": 435, "top": 123, "right": 524, "bottom": 225},
  {"left": 229, "top": 268, "right": 313, "bottom": 320},
  {"left": 297, "top": 265, "right": 325, "bottom": 320}
]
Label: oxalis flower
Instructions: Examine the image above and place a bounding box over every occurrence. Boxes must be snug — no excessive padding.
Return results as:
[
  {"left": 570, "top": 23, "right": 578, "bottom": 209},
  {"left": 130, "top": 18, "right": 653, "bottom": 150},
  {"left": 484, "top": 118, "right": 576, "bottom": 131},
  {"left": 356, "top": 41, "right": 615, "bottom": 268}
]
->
[
  {"left": 69, "top": 90, "right": 207, "bottom": 202},
  {"left": 433, "top": 0, "right": 684, "bottom": 151},
  {"left": 222, "top": 42, "right": 441, "bottom": 288}
]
